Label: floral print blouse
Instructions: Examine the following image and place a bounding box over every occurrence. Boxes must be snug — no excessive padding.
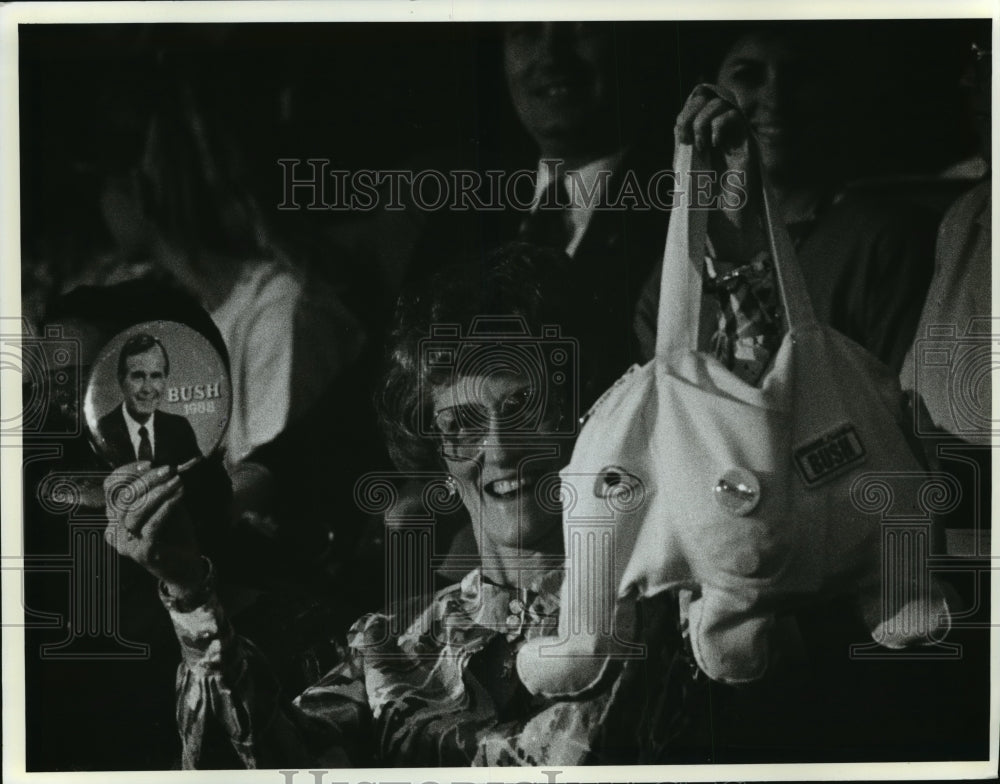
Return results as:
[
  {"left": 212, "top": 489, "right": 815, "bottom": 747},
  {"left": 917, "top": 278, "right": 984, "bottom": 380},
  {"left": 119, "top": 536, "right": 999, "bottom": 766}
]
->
[{"left": 165, "top": 567, "right": 619, "bottom": 768}]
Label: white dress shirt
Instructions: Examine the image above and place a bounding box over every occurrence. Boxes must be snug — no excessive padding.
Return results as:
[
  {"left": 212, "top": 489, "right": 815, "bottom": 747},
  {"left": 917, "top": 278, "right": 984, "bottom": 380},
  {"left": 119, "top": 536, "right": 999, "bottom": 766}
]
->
[
  {"left": 122, "top": 403, "right": 156, "bottom": 460},
  {"left": 531, "top": 151, "right": 625, "bottom": 257}
]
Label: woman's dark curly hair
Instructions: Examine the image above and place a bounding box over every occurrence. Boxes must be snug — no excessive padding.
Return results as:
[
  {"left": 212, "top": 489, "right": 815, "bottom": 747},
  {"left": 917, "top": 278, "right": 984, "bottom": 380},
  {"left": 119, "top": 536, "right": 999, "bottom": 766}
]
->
[{"left": 377, "top": 242, "right": 579, "bottom": 472}]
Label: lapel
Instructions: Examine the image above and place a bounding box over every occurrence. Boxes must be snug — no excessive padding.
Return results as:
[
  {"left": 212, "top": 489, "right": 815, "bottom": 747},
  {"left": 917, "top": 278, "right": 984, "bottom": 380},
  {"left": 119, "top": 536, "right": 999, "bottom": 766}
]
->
[
  {"left": 504, "top": 160, "right": 627, "bottom": 264},
  {"left": 110, "top": 407, "right": 138, "bottom": 463},
  {"left": 574, "top": 200, "right": 624, "bottom": 269},
  {"left": 496, "top": 164, "right": 537, "bottom": 241},
  {"left": 572, "top": 146, "right": 671, "bottom": 287}
]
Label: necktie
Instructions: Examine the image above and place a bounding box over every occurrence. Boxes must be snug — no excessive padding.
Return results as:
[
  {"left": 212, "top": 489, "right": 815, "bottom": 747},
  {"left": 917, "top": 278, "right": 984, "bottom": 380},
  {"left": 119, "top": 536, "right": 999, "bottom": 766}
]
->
[
  {"left": 519, "top": 175, "right": 570, "bottom": 251},
  {"left": 138, "top": 425, "right": 153, "bottom": 462},
  {"left": 706, "top": 249, "right": 784, "bottom": 386}
]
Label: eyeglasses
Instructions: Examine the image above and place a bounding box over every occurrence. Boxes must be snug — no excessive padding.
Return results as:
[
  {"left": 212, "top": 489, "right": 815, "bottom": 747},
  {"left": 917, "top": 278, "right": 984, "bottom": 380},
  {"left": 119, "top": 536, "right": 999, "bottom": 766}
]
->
[{"left": 432, "top": 384, "right": 563, "bottom": 458}]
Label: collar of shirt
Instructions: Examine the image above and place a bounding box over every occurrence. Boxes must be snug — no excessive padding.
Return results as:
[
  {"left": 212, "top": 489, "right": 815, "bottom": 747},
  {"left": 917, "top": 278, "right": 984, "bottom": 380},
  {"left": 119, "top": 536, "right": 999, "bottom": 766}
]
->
[
  {"left": 122, "top": 403, "right": 155, "bottom": 459},
  {"left": 386, "top": 567, "right": 562, "bottom": 656},
  {"left": 532, "top": 151, "right": 625, "bottom": 257},
  {"left": 458, "top": 567, "right": 562, "bottom": 635}
]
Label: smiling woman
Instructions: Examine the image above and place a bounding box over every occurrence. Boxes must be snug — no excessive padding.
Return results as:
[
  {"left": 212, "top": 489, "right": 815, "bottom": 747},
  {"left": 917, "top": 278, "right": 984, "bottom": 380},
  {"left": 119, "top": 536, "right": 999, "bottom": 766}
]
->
[
  {"left": 102, "top": 241, "right": 628, "bottom": 767},
  {"left": 432, "top": 371, "right": 564, "bottom": 545},
  {"left": 712, "top": 27, "right": 836, "bottom": 203},
  {"left": 636, "top": 23, "right": 938, "bottom": 375},
  {"left": 379, "top": 241, "right": 584, "bottom": 588}
]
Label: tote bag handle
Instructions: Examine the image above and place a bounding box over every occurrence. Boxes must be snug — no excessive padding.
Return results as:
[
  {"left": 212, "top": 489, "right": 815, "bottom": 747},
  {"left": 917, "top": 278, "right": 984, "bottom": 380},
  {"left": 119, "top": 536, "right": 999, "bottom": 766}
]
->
[{"left": 655, "top": 90, "right": 819, "bottom": 360}]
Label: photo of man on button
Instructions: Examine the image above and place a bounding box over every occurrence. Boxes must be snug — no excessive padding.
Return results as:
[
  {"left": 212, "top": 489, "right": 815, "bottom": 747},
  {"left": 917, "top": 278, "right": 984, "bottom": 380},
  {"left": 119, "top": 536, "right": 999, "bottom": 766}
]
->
[{"left": 97, "top": 333, "right": 202, "bottom": 467}]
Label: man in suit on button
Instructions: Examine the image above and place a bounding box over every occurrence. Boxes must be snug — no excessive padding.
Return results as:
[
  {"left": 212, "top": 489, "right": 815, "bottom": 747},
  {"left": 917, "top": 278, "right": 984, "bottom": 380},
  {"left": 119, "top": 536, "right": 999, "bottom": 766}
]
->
[{"left": 98, "top": 333, "right": 202, "bottom": 467}]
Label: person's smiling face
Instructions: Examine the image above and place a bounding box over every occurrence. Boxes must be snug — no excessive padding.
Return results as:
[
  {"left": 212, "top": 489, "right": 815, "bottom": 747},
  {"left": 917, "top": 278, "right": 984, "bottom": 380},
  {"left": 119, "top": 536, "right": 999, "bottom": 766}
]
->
[
  {"left": 503, "top": 22, "right": 618, "bottom": 161},
  {"left": 717, "top": 31, "right": 827, "bottom": 181},
  {"left": 431, "top": 370, "right": 571, "bottom": 552},
  {"left": 120, "top": 346, "right": 167, "bottom": 423}
]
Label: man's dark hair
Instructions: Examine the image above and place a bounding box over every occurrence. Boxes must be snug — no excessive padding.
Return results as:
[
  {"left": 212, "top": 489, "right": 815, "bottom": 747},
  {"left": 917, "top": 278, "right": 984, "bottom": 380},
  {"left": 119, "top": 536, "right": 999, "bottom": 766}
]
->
[{"left": 117, "top": 333, "right": 170, "bottom": 382}]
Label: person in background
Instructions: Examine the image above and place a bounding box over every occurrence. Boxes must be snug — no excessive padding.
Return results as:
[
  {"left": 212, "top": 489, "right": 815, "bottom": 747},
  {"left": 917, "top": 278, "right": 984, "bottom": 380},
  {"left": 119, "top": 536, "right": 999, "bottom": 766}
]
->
[
  {"left": 634, "top": 23, "right": 937, "bottom": 374},
  {"left": 900, "top": 41, "right": 991, "bottom": 575},
  {"left": 500, "top": 22, "right": 673, "bottom": 403},
  {"left": 397, "top": 22, "right": 676, "bottom": 410},
  {"left": 901, "top": 41, "right": 992, "bottom": 444}
]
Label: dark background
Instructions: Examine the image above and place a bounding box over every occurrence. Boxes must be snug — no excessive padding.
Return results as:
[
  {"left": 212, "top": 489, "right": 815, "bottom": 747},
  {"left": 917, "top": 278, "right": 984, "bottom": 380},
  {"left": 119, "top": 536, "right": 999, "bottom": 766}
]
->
[{"left": 19, "top": 19, "right": 991, "bottom": 312}]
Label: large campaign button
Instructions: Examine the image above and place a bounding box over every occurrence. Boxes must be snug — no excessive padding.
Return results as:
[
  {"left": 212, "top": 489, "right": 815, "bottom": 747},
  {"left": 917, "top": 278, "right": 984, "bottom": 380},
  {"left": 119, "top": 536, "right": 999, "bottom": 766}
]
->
[
  {"left": 713, "top": 467, "right": 762, "bottom": 516},
  {"left": 84, "top": 321, "right": 231, "bottom": 469}
]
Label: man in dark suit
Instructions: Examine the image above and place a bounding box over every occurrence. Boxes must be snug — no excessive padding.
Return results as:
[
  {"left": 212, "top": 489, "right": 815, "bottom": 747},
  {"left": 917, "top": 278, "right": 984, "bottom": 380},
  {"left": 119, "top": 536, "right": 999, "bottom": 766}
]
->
[
  {"left": 97, "top": 333, "right": 202, "bottom": 467},
  {"left": 406, "top": 22, "right": 675, "bottom": 409},
  {"left": 388, "top": 23, "right": 678, "bottom": 581}
]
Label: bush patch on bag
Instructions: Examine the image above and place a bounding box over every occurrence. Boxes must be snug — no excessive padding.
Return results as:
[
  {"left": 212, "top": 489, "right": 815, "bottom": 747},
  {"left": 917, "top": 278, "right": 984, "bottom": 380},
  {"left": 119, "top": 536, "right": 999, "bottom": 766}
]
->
[{"left": 794, "top": 423, "right": 867, "bottom": 486}]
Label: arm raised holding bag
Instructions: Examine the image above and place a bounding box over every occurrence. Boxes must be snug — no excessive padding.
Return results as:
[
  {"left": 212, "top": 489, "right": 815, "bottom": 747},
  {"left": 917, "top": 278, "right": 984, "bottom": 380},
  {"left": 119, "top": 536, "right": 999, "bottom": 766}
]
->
[
  {"left": 673, "top": 84, "right": 783, "bottom": 385},
  {"left": 673, "top": 83, "right": 763, "bottom": 261}
]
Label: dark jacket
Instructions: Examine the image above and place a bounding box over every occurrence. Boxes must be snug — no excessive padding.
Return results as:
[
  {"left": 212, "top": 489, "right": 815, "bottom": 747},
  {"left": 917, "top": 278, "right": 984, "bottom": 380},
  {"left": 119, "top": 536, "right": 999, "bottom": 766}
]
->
[
  {"left": 406, "top": 143, "right": 672, "bottom": 409},
  {"left": 97, "top": 405, "right": 202, "bottom": 467}
]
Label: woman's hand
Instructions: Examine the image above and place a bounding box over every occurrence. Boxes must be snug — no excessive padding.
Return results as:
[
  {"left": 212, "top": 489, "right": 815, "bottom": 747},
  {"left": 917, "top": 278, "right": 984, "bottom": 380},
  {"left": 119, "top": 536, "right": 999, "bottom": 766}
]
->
[
  {"left": 674, "top": 83, "right": 749, "bottom": 160},
  {"left": 674, "top": 84, "right": 764, "bottom": 262},
  {"left": 103, "top": 459, "right": 206, "bottom": 601}
]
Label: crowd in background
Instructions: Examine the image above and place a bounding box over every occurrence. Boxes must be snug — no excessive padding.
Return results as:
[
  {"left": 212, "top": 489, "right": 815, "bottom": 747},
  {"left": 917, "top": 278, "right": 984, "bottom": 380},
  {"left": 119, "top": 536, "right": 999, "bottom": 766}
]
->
[
  {"left": 17, "top": 19, "right": 991, "bottom": 771},
  {"left": 19, "top": 20, "right": 985, "bottom": 333}
]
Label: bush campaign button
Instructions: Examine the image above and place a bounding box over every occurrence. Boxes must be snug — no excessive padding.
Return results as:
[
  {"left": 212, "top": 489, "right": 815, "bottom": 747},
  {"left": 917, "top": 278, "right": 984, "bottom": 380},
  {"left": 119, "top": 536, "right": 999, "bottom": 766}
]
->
[{"left": 84, "top": 321, "right": 231, "bottom": 468}]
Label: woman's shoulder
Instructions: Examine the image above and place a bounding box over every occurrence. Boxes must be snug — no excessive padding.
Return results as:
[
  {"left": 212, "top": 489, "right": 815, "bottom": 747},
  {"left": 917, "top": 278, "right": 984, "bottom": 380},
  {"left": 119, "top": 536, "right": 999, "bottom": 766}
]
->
[
  {"left": 241, "top": 258, "right": 303, "bottom": 301},
  {"left": 808, "top": 189, "right": 939, "bottom": 264},
  {"left": 825, "top": 188, "right": 936, "bottom": 232}
]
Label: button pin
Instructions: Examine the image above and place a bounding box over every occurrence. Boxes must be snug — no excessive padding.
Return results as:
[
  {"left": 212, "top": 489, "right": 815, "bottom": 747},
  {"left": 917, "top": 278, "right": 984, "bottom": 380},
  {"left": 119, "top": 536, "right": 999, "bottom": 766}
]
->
[{"left": 714, "top": 468, "right": 762, "bottom": 516}]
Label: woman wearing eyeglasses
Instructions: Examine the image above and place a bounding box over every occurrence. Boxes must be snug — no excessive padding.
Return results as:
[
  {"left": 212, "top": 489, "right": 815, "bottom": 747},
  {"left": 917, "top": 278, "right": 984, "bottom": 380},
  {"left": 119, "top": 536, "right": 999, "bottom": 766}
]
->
[{"left": 102, "top": 242, "right": 622, "bottom": 768}]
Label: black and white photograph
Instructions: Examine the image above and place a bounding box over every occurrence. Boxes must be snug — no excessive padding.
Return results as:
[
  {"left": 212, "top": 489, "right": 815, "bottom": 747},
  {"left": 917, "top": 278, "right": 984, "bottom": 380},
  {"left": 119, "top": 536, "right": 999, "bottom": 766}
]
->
[{"left": 1, "top": 2, "right": 996, "bottom": 781}]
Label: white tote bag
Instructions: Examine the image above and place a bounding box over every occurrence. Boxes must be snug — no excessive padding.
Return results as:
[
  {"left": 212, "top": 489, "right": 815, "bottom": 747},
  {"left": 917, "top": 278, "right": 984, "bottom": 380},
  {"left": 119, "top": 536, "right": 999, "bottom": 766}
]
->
[{"left": 517, "top": 138, "right": 951, "bottom": 697}]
